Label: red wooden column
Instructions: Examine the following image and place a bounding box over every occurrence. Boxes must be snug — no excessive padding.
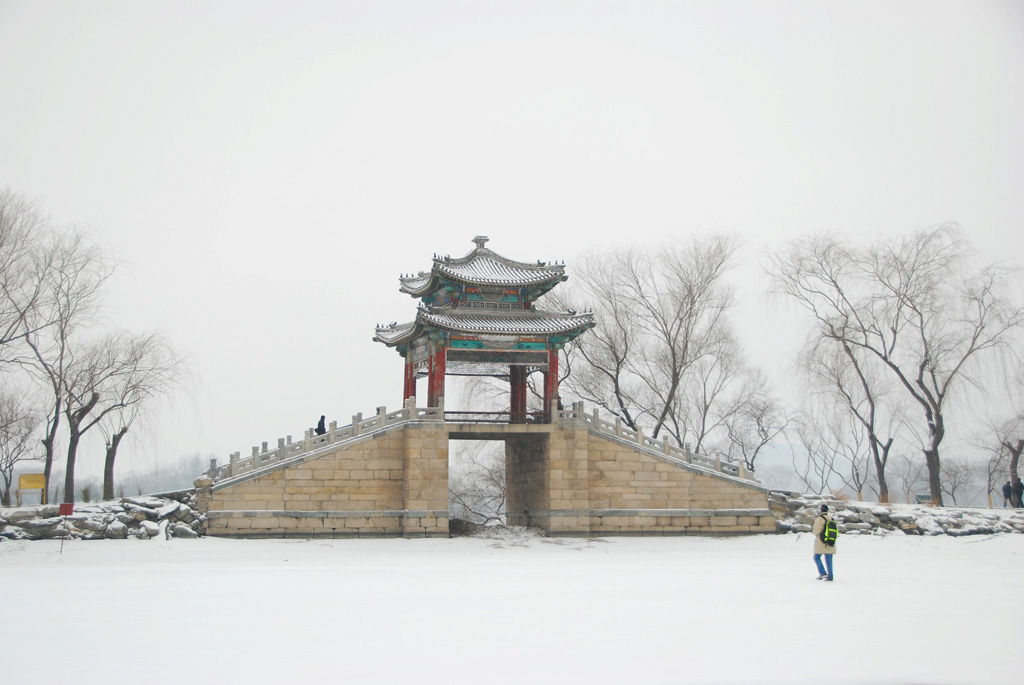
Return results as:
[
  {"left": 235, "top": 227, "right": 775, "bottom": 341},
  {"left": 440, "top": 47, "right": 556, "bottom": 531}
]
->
[
  {"left": 510, "top": 365, "right": 527, "bottom": 423},
  {"left": 427, "top": 346, "right": 446, "bottom": 408},
  {"left": 403, "top": 355, "right": 417, "bottom": 402},
  {"left": 542, "top": 349, "right": 559, "bottom": 423}
]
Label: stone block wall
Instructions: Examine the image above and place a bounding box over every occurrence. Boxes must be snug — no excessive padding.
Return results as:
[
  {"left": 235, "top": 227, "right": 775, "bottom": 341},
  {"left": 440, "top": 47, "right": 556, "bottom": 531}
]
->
[
  {"left": 502, "top": 425, "right": 774, "bottom": 536},
  {"left": 585, "top": 432, "right": 773, "bottom": 534},
  {"left": 203, "top": 423, "right": 449, "bottom": 538},
  {"left": 201, "top": 417, "right": 773, "bottom": 539}
]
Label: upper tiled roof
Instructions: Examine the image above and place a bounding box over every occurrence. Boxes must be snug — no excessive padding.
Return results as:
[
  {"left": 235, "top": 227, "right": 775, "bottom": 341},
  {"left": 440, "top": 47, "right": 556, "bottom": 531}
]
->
[{"left": 399, "top": 236, "right": 567, "bottom": 297}]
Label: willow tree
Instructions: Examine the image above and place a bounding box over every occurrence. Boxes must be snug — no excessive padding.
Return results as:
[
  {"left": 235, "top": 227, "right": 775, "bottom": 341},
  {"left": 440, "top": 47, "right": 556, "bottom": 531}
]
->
[{"left": 770, "top": 225, "right": 1024, "bottom": 505}]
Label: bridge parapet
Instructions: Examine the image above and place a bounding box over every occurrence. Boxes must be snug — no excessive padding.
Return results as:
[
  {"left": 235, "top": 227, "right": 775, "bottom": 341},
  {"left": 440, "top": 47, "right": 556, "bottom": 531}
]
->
[
  {"left": 207, "top": 398, "right": 754, "bottom": 489},
  {"left": 209, "top": 398, "right": 443, "bottom": 484},
  {"left": 557, "top": 401, "right": 753, "bottom": 482}
]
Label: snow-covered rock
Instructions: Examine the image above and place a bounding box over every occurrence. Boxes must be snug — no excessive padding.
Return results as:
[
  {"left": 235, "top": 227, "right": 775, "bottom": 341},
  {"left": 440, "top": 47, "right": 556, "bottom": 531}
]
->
[
  {"left": 771, "top": 491, "right": 1024, "bottom": 538},
  {"left": 0, "top": 491, "right": 204, "bottom": 543},
  {"left": 105, "top": 520, "right": 128, "bottom": 539},
  {"left": 168, "top": 523, "right": 198, "bottom": 539}
]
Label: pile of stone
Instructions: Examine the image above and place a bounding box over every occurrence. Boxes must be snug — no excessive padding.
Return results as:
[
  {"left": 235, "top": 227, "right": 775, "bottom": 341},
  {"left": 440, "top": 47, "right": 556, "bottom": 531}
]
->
[
  {"left": 0, "top": 490, "right": 205, "bottom": 541},
  {"left": 770, "top": 491, "right": 1024, "bottom": 536}
]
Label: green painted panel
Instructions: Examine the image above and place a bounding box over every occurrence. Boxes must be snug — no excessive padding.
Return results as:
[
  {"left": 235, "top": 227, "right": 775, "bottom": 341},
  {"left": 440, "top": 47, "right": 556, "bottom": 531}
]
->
[{"left": 451, "top": 340, "right": 485, "bottom": 349}]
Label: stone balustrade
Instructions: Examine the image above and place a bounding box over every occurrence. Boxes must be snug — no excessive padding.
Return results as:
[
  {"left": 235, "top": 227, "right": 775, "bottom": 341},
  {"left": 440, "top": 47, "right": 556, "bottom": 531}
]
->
[
  {"left": 209, "top": 397, "right": 754, "bottom": 487},
  {"left": 557, "top": 401, "right": 753, "bottom": 482},
  {"left": 209, "top": 398, "right": 443, "bottom": 484}
]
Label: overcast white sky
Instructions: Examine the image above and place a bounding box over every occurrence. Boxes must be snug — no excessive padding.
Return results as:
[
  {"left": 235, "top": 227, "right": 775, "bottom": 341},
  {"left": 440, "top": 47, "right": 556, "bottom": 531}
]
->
[{"left": 1, "top": 1, "right": 1023, "bottom": 479}]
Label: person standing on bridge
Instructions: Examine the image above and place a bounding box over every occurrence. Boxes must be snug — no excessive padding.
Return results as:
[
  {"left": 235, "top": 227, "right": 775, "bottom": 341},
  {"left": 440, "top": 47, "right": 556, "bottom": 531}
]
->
[
  {"left": 812, "top": 504, "right": 836, "bottom": 581},
  {"left": 315, "top": 415, "right": 326, "bottom": 436}
]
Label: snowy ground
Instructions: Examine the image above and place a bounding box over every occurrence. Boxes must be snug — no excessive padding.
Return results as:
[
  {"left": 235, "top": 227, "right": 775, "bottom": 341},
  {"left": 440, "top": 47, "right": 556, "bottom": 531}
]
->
[{"left": 3, "top": 530, "right": 1021, "bottom": 684}]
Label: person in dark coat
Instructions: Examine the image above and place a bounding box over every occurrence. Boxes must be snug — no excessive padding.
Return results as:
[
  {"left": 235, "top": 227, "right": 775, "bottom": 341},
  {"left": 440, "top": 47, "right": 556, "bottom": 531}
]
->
[
  {"left": 1012, "top": 479, "right": 1024, "bottom": 509},
  {"left": 1002, "top": 480, "right": 1013, "bottom": 507},
  {"left": 315, "top": 415, "right": 326, "bottom": 436}
]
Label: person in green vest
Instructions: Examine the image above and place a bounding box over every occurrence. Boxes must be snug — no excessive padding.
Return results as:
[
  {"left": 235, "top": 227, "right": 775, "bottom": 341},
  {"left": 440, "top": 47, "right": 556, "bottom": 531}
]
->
[{"left": 812, "top": 504, "right": 837, "bottom": 581}]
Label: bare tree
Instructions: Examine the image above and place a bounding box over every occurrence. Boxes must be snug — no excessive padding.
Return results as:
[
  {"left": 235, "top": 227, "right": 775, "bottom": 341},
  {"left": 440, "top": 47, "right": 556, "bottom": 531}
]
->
[
  {"left": 723, "top": 369, "right": 790, "bottom": 473},
  {"left": 939, "top": 457, "right": 979, "bottom": 506},
  {"left": 61, "top": 331, "right": 187, "bottom": 503},
  {"left": 792, "top": 415, "right": 842, "bottom": 495},
  {"left": 888, "top": 452, "right": 928, "bottom": 504},
  {"left": 22, "top": 231, "right": 113, "bottom": 496},
  {"left": 557, "top": 236, "right": 741, "bottom": 444},
  {"left": 449, "top": 441, "right": 505, "bottom": 524},
  {"left": 0, "top": 189, "right": 49, "bottom": 363},
  {"left": 798, "top": 340, "right": 902, "bottom": 501},
  {"left": 674, "top": 330, "right": 747, "bottom": 454},
  {"left": 550, "top": 250, "right": 649, "bottom": 430},
  {"left": 0, "top": 390, "right": 42, "bottom": 506},
  {"left": 769, "top": 226, "right": 1024, "bottom": 505},
  {"left": 97, "top": 333, "right": 189, "bottom": 499}
]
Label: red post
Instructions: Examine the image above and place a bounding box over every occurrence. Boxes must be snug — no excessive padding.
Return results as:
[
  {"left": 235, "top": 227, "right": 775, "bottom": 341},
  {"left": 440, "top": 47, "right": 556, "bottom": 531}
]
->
[
  {"left": 427, "top": 347, "right": 446, "bottom": 407},
  {"left": 543, "top": 349, "right": 559, "bottom": 423},
  {"left": 403, "top": 357, "right": 417, "bottom": 402},
  {"left": 510, "top": 365, "right": 527, "bottom": 423}
]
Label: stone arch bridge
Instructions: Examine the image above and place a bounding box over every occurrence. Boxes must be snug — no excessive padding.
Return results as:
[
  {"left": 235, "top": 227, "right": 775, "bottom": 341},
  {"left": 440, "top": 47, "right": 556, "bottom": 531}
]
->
[{"left": 196, "top": 401, "right": 775, "bottom": 538}]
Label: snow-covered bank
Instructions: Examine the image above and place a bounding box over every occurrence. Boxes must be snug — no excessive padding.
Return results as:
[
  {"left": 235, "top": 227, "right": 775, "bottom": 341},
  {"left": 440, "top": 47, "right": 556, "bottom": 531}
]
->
[
  {"left": 0, "top": 491, "right": 205, "bottom": 541},
  {"left": 2, "top": 531, "right": 1020, "bottom": 684},
  {"left": 6, "top": 489, "right": 1024, "bottom": 544},
  {"left": 771, "top": 491, "right": 1024, "bottom": 536}
]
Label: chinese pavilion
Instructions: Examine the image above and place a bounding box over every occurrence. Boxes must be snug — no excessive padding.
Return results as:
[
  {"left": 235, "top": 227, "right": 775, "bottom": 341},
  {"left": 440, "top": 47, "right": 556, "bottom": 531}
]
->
[{"left": 373, "top": 237, "right": 595, "bottom": 422}]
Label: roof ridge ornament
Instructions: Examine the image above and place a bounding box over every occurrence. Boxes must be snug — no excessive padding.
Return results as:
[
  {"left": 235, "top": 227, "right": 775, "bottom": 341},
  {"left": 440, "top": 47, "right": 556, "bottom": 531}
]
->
[{"left": 472, "top": 235, "right": 489, "bottom": 249}]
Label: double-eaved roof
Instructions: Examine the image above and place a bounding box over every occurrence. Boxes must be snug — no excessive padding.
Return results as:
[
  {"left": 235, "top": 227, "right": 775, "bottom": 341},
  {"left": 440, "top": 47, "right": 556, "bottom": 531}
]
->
[{"left": 374, "top": 237, "right": 595, "bottom": 350}]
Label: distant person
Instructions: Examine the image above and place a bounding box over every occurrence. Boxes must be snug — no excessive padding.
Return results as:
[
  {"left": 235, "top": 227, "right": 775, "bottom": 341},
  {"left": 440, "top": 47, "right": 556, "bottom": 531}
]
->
[
  {"left": 812, "top": 504, "right": 837, "bottom": 581},
  {"left": 1013, "top": 479, "right": 1024, "bottom": 509},
  {"left": 1002, "top": 480, "right": 1013, "bottom": 507},
  {"left": 315, "top": 415, "right": 326, "bottom": 436}
]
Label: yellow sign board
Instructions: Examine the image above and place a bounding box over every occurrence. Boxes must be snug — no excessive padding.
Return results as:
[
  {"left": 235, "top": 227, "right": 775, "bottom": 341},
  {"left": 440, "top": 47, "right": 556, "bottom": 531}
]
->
[{"left": 17, "top": 473, "right": 46, "bottom": 506}]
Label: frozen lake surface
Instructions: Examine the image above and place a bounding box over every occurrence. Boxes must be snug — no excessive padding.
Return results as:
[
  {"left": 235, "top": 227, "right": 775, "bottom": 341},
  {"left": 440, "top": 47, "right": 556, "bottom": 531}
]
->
[{"left": 3, "top": 529, "right": 1020, "bottom": 684}]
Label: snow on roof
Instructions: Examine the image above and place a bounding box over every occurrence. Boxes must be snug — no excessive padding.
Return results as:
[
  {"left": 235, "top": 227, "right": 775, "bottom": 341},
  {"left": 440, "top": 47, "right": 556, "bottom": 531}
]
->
[
  {"left": 373, "top": 307, "right": 594, "bottom": 347},
  {"left": 399, "top": 237, "right": 567, "bottom": 296}
]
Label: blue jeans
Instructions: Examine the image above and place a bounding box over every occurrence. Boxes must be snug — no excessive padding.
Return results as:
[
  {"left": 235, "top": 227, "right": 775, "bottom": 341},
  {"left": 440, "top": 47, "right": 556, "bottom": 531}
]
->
[{"left": 814, "top": 553, "right": 834, "bottom": 579}]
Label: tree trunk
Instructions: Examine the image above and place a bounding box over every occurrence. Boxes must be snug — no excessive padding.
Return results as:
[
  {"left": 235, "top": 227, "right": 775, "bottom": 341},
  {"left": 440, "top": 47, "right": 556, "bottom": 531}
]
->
[
  {"left": 1006, "top": 439, "right": 1023, "bottom": 508},
  {"left": 63, "top": 428, "right": 81, "bottom": 504},
  {"left": 40, "top": 400, "right": 60, "bottom": 500},
  {"left": 923, "top": 447, "right": 944, "bottom": 506},
  {"left": 102, "top": 427, "right": 128, "bottom": 500},
  {"left": 872, "top": 437, "right": 892, "bottom": 504},
  {"left": 63, "top": 391, "right": 99, "bottom": 504}
]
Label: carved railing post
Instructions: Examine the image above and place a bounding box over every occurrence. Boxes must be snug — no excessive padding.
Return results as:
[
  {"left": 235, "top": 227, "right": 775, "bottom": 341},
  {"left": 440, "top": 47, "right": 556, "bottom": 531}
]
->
[
  {"left": 328, "top": 421, "right": 337, "bottom": 444},
  {"left": 304, "top": 429, "right": 312, "bottom": 452},
  {"left": 377, "top": 406, "right": 387, "bottom": 428},
  {"left": 352, "top": 413, "right": 362, "bottom": 436},
  {"left": 228, "top": 452, "right": 239, "bottom": 477},
  {"left": 277, "top": 437, "right": 286, "bottom": 461}
]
